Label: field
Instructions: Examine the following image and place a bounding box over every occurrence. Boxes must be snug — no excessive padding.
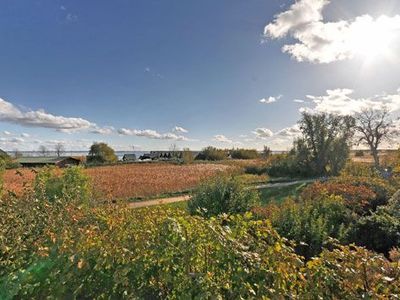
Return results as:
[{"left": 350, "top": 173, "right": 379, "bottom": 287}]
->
[{"left": 3, "top": 163, "right": 230, "bottom": 200}]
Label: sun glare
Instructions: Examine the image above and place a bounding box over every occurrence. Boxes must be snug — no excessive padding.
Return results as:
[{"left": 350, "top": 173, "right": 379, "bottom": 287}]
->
[{"left": 351, "top": 18, "right": 396, "bottom": 61}]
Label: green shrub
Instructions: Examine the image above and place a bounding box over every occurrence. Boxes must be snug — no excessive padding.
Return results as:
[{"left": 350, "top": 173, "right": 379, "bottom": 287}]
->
[
  {"left": 266, "top": 154, "right": 310, "bottom": 178},
  {"left": 195, "top": 146, "right": 228, "bottom": 161},
  {"left": 188, "top": 176, "right": 259, "bottom": 218},
  {"left": 244, "top": 165, "right": 268, "bottom": 175},
  {"left": 340, "top": 161, "right": 380, "bottom": 177},
  {"left": 349, "top": 207, "right": 400, "bottom": 255},
  {"left": 267, "top": 195, "right": 351, "bottom": 259},
  {"left": 354, "top": 150, "right": 365, "bottom": 157},
  {"left": 230, "top": 148, "right": 259, "bottom": 159},
  {"left": 34, "top": 166, "right": 91, "bottom": 204}
]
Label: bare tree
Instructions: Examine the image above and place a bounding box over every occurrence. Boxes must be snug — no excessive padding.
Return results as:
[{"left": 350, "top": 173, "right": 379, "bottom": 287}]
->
[
  {"left": 354, "top": 107, "right": 396, "bottom": 168},
  {"left": 38, "top": 145, "right": 48, "bottom": 157},
  {"left": 169, "top": 143, "right": 179, "bottom": 158},
  {"left": 55, "top": 143, "right": 65, "bottom": 157},
  {"left": 13, "top": 148, "right": 22, "bottom": 159}
]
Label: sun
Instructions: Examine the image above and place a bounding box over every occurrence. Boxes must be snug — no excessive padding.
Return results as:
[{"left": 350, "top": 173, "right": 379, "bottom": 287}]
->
[{"left": 350, "top": 18, "right": 396, "bottom": 61}]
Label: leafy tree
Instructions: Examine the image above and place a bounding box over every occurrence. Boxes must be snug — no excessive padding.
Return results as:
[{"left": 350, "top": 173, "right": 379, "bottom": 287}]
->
[
  {"left": 295, "top": 112, "right": 355, "bottom": 176},
  {"left": 354, "top": 108, "right": 397, "bottom": 168},
  {"left": 87, "top": 142, "right": 118, "bottom": 164}
]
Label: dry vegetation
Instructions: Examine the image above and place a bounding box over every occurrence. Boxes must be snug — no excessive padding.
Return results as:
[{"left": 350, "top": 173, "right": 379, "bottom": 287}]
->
[{"left": 4, "top": 163, "right": 230, "bottom": 200}]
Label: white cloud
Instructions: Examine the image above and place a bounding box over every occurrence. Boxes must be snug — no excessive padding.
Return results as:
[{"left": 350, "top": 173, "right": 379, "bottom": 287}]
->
[
  {"left": 118, "top": 128, "right": 189, "bottom": 141},
  {"left": 253, "top": 128, "right": 274, "bottom": 139},
  {"left": 3, "top": 131, "right": 11, "bottom": 135},
  {"left": 213, "top": 135, "right": 233, "bottom": 143},
  {"left": 259, "top": 95, "right": 282, "bottom": 104},
  {"left": 172, "top": 126, "right": 188, "bottom": 133},
  {"left": 264, "top": 0, "right": 400, "bottom": 63},
  {"left": 21, "top": 133, "right": 30, "bottom": 138},
  {"left": 90, "top": 126, "right": 114, "bottom": 135},
  {"left": 0, "top": 98, "right": 95, "bottom": 132},
  {"left": 293, "top": 99, "right": 305, "bottom": 103},
  {"left": 277, "top": 124, "right": 302, "bottom": 137},
  {"left": 303, "top": 88, "right": 400, "bottom": 115}
]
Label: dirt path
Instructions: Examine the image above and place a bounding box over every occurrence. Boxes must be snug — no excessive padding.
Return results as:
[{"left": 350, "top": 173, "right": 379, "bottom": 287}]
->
[
  {"left": 128, "top": 179, "right": 316, "bottom": 209},
  {"left": 128, "top": 195, "right": 191, "bottom": 208}
]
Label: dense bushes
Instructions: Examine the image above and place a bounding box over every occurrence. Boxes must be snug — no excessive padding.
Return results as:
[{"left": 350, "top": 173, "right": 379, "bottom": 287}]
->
[
  {"left": 195, "top": 146, "right": 228, "bottom": 161},
  {"left": 1, "top": 164, "right": 400, "bottom": 297},
  {"left": 266, "top": 153, "right": 309, "bottom": 178},
  {"left": 256, "top": 195, "right": 351, "bottom": 259},
  {"left": 230, "top": 148, "right": 259, "bottom": 159},
  {"left": 188, "top": 176, "right": 259, "bottom": 217}
]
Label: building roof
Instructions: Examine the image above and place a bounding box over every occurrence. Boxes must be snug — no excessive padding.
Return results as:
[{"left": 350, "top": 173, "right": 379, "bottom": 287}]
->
[{"left": 17, "top": 156, "right": 80, "bottom": 164}]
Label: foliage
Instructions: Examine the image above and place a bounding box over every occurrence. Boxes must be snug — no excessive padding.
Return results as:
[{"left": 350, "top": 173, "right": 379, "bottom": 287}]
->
[
  {"left": 33, "top": 166, "right": 91, "bottom": 204},
  {"left": 349, "top": 207, "right": 400, "bottom": 255},
  {"left": 340, "top": 161, "right": 380, "bottom": 178},
  {"left": 260, "top": 182, "right": 308, "bottom": 205},
  {"left": 354, "top": 150, "right": 365, "bottom": 157},
  {"left": 182, "top": 148, "right": 194, "bottom": 164},
  {"left": 303, "top": 243, "right": 400, "bottom": 298},
  {"left": 195, "top": 146, "right": 228, "bottom": 161},
  {"left": 230, "top": 148, "right": 259, "bottom": 160},
  {"left": 0, "top": 158, "right": 4, "bottom": 196},
  {"left": 87, "top": 142, "right": 118, "bottom": 164},
  {"left": 1, "top": 176, "right": 399, "bottom": 298},
  {"left": 188, "top": 176, "right": 259, "bottom": 218},
  {"left": 262, "top": 145, "right": 271, "bottom": 159},
  {"left": 301, "top": 181, "right": 377, "bottom": 215},
  {"left": 330, "top": 175, "right": 396, "bottom": 210},
  {"left": 266, "top": 153, "right": 309, "bottom": 178},
  {"left": 263, "top": 195, "right": 351, "bottom": 259},
  {"left": 294, "top": 112, "right": 355, "bottom": 176},
  {"left": 244, "top": 164, "right": 268, "bottom": 175}
]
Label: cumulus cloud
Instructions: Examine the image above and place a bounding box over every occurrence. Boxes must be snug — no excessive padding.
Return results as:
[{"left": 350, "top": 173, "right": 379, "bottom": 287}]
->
[
  {"left": 213, "top": 134, "right": 233, "bottom": 143},
  {"left": 3, "top": 131, "right": 11, "bottom": 135},
  {"left": 277, "top": 124, "right": 302, "bottom": 137},
  {"left": 172, "top": 126, "right": 188, "bottom": 133},
  {"left": 303, "top": 88, "right": 400, "bottom": 115},
  {"left": 21, "top": 133, "right": 30, "bottom": 138},
  {"left": 259, "top": 95, "right": 282, "bottom": 104},
  {"left": 0, "top": 98, "right": 95, "bottom": 132},
  {"left": 118, "top": 128, "right": 189, "bottom": 141},
  {"left": 90, "top": 126, "right": 114, "bottom": 135},
  {"left": 253, "top": 128, "right": 274, "bottom": 139},
  {"left": 264, "top": 0, "right": 400, "bottom": 63}
]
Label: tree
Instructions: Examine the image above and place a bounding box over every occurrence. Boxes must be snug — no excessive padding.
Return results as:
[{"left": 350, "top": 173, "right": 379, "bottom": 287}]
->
[
  {"left": 296, "top": 112, "right": 355, "bottom": 176},
  {"left": 38, "top": 145, "right": 48, "bottom": 157},
  {"left": 87, "top": 142, "right": 118, "bottom": 164},
  {"left": 169, "top": 143, "right": 179, "bottom": 158},
  {"left": 55, "top": 143, "right": 65, "bottom": 157},
  {"left": 182, "top": 148, "right": 194, "bottom": 164},
  {"left": 262, "top": 145, "right": 271, "bottom": 159},
  {"left": 354, "top": 108, "right": 396, "bottom": 168},
  {"left": 13, "top": 148, "right": 22, "bottom": 159}
]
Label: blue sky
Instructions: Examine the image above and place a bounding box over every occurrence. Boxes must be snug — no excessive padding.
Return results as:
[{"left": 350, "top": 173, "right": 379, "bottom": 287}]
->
[{"left": 1, "top": 0, "right": 400, "bottom": 151}]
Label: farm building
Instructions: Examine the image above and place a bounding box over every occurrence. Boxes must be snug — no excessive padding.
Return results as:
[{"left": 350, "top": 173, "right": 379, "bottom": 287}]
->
[
  {"left": 122, "top": 154, "right": 136, "bottom": 161},
  {"left": 17, "top": 156, "right": 83, "bottom": 168}
]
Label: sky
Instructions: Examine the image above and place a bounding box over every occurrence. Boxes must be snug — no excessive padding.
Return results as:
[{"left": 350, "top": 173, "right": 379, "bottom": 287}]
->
[{"left": 1, "top": 0, "right": 400, "bottom": 152}]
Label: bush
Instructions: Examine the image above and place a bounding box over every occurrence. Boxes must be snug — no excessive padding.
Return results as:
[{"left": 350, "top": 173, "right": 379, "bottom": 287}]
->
[
  {"left": 266, "top": 154, "right": 310, "bottom": 178},
  {"left": 331, "top": 176, "right": 396, "bottom": 209},
  {"left": 267, "top": 195, "right": 351, "bottom": 259},
  {"left": 301, "top": 181, "right": 377, "bottom": 215},
  {"left": 34, "top": 166, "right": 91, "bottom": 204},
  {"left": 244, "top": 165, "right": 268, "bottom": 175},
  {"left": 340, "top": 161, "right": 380, "bottom": 177},
  {"left": 230, "top": 148, "right": 259, "bottom": 160},
  {"left": 188, "top": 176, "right": 259, "bottom": 218},
  {"left": 195, "top": 146, "right": 228, "bottom": 161},
  {"left": 349, "top": 207, "right": 400, "bottom": 255},
  {"left": 354, "top": 150, "right": 364, "bottom": 157},
  {"left": 182, "top": 148, "right": 194, "bottom": 164}
]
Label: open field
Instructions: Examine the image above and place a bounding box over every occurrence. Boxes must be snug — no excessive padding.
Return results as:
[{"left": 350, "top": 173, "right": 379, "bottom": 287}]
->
[{"left": 3, "top": 163, "right": 231, "bottom": 200}]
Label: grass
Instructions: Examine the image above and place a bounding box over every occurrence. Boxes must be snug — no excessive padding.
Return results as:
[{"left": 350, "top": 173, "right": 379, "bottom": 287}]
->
[{"left": 259, "top": 182, "right": 309, "bottom": 205}]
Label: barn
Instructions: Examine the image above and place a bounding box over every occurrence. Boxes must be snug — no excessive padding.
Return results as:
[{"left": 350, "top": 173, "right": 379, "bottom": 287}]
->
[{"left": 17, "top": 156, "right": 83, "bottom": 168}]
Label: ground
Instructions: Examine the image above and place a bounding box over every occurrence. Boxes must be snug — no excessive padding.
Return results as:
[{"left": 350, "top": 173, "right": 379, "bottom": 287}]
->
[{"left": 3, "top": 163, "right": 231, "bottom": 200}]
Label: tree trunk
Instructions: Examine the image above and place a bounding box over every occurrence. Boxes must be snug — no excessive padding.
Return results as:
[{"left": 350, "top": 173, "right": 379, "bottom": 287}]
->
[{"left": 371, "top": 150, "right": 380, "bottom": 169}]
